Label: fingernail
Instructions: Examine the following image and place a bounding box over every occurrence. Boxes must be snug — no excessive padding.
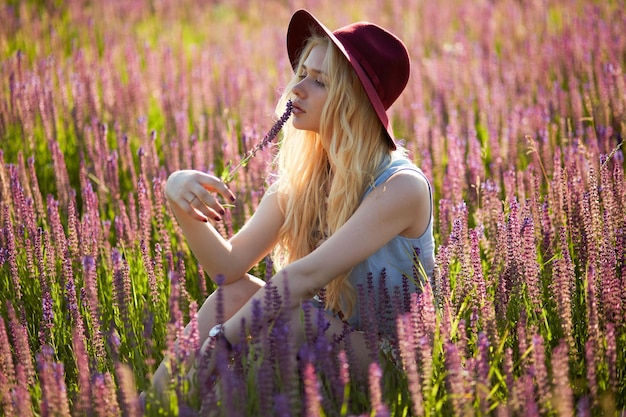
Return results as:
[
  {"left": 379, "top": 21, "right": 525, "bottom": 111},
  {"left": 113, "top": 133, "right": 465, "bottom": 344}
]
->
[
  {"left": 230, "top": 196, "right": 236, "bottom": 202},
  {"left": 219, "top": 209, "right": 225, "bottom": 216},
  {"left": 203, "top": 218, "right": 208, "bottom": 223},
  {"left": 214, "top": 216, "right": 221, "bottom": 221}
]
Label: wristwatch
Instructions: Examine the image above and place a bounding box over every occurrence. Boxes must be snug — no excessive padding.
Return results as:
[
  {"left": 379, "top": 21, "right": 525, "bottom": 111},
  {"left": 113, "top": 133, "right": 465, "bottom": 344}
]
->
[{"left": 209, "top": 323, "right": 232, "bottom": 350}]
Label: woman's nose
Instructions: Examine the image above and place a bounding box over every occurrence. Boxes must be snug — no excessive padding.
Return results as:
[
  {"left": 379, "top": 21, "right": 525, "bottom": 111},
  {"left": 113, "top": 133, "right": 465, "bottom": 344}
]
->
[{"left": 292, "top": 79, "right": 305, "bottom": 98}]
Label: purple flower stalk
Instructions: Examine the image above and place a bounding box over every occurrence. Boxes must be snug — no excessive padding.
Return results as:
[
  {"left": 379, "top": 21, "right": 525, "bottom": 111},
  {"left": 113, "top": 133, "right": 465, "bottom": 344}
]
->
[
  {"left": 302, "top": 362, "right": 322, "bottom": 417},
  {"left": 223, "top": 100, "right": 293, "bottom": 183}
]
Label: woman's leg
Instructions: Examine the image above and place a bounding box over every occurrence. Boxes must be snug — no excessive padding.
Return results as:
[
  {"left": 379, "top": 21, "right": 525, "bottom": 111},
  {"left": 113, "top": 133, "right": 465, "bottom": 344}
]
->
[
  {"left": 189, "top": 300, "right": 374, "bottom": 392},
  {"left": 150, "top": 274, "right": 265, "bottom": 395},
  {"left": 272, "top": 302, "right": 374, "bottom": 385},
  {"left": 314, "top": 311, "right": 373, "bottom": 384}
]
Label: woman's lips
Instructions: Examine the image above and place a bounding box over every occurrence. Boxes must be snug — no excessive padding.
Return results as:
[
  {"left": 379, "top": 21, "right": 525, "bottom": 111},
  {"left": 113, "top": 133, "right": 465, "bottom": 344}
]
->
[{"left": 292, "top": 102, "right": 305, "bottom": 114}]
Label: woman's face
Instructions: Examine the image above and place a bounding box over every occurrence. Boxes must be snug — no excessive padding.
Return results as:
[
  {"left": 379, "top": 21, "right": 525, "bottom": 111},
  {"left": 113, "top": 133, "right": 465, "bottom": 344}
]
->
[{"left": 291, "top": 44, "right": 329, "bottom": 134}]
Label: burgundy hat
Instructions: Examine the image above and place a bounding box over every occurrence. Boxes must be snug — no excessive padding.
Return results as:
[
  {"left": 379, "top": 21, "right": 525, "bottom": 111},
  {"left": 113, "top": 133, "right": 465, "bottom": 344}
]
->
[{"left": 287, "top": 9, "right": 410, "bottom": 150}]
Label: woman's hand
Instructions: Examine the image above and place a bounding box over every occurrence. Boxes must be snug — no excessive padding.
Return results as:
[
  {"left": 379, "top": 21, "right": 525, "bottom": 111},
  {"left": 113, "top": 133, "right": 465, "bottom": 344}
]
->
[{"left": 165, "top": 170, "right": 236, "bottom": 223}]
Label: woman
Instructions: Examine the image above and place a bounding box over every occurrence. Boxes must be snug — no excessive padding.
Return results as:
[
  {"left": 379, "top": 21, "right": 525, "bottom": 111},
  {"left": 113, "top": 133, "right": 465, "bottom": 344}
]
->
[{"left": 149, "top": 8, "right": 434, "bottom": 400}]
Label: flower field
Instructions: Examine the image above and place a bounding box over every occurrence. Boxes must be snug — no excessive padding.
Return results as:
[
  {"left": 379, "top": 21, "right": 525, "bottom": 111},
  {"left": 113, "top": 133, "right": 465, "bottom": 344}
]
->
[{"left": 0, "top": 0, "right": 624, "bottom": 415}]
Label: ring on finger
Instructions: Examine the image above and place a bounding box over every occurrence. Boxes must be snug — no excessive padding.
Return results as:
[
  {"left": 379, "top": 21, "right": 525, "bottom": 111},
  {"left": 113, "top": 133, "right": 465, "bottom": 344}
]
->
[{"left": 190, "top": 196, "right": 198, "bottom": 205}]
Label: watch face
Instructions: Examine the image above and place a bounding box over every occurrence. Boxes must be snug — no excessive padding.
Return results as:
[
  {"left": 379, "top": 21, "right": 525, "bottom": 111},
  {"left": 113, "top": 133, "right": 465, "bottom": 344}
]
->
[{"left": 209, "top": 324, "right": 223, "bottom": 338}]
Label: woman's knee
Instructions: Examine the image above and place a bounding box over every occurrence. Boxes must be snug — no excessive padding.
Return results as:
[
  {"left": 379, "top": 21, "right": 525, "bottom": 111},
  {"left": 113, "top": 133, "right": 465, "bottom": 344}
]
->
[{"left": 220, "top": 274, "right": 265, "bottom": 307}]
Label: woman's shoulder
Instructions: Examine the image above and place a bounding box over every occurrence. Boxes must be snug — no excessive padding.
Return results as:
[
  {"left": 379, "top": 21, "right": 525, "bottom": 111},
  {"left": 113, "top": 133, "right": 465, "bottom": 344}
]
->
[
  {"left": 368, "top": 155, "right": 431, "bottom": 197},
  {"left": 261, "top": 179, "right": 288, "bottom": 214},
  {"left": 385, "top": 168, "right": 430, "bottom": 199}
]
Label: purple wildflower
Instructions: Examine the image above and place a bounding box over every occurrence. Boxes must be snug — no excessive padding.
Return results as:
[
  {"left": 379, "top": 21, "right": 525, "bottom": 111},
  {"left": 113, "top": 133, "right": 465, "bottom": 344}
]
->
[
  {"left": 9, "top": 163, "right": 35, "bottom": 239},
  {"left": 605, "top": 322, "right": 617, "bottom": 393},
  {"left": 517, "top": 374, "right": 539, "bottom": 417},
  {"left": 0, "top": 151, "right": 10, "bottom": 209},
  {"left": 61, "top": 249, "right": 82, "bottom": 328},
  {"left": 417, "top": 334, "right": 434, "bottom": 400},
  {"left": 7, "top": 303, "right": 34, "bottom": 386},
  {"left": 521, "top": 217, "right": 542, "bottom": 315},
  {"left": 531, "top": 333, "right": 551, "bottom": 413},
  {"left": 140, "top": 239, "right": 159, "bottom": 306},
  {"left": 127, "top": 192, "right": 139, "bottom": 242},
  {"left": 48, "top": 138, "right": 72, "bottom": 206},
  {"left": 82, "top": 255, "right": 106, "bottom": 363},
  {"left": 137, "top": 174, "right": 152, "bottom": 245},
  {"left": 376, "top": 268, "right": 393, "bottom": 334},
  {"left": 599, "top": 211, "right": 621, "bottom": 324},
  {"left": 3, "top": 203, "right": 22, "bottom": 302},
  {"left": 503, "top": 347, "right": 515, "bottom": 407},
  {"left": 396, "top": 314, "right": 423, "bottom": 416},
  {"left": 516, "top": 310, "right": 531, "bottom": 372},
  {"left": 584, "top": 339, "right": 598, "bottom": 405},
  {"left": 66, "top": 190, "right": 80, "bottom": 260},
  {"left": 444, "top": 341, "right": 470, "bottom": 415},
  {"left": 152, "top": 174, "right": 170, "bottom": 270},
  {"left": 554, "top": 226, "right": 576, "bottom": 352},
  {"left": 115, "top": 362, "right": 140, "bottom": 417},
  {"left": 40, "top": 288, "right": 54, "bottom": 343},
  {"left": 540, "top": 201, "right": 554, "bottom": 258},
  {"left": 214, "top": 343, "right": 242, "bottom": 416},
  {"left": 225, "top": 100, "right": 293, "bottom": 182},
  {"left": 551, "top": 342, "right": 574, "bottom": 417},
  {"left": 0, "top": 371, "right": 14, "bottom": 415},
  {"left": 585, "top": 265, "right": 601, "bottom": 366},
  {"left": 13, "top": 363, "right": 33, "bottom": 417},
  {"left": 250, "top": 296, "right": 264, "bottom": 342},
  {"left": 302, "top": 362, "right": 322, "bottom": 417},
  {"left": 416, "top": 282, "right": 435, "bottom": 346},
  {"left": 438, "top": 198, "right": 452, "bottom": 246},
  {"left": 34, "top": 229, "right": 51, "bottom": 344},
  {"left": 273, "top": 393, "right": 291, "bottom": 417},
  {"left": 0, "top": 317, "right": 15, "bottom": 415},
  {"left": 456, "top": 318, "right": 468, "bottom": 363},
  {"left": 37, "top": 346, "right": 71, "bottom": 416},
  {"left": 80, "top": 179, "right": 103, "bottom": 259},
  {"left": 368, "top": 362, "right": 389, "bottom": 417},
  {"left": 114, "top": 199, "right": 131, "bottom": 244},
  {"left": 23, "top": 237, "right": 37, "bottom": 291},
  {"left": 26, "top": 156, "right": 44, "bottom": 222},
  {"left": 197, "top": 344, "right": 219, "bottom": 410},
  {"left": 577, "top": 396, "right": 592, "bottom": 417},
  {"left": 112, "top": 249, "right": 133, "bottom": 336},
  {"left": 91, "top": 372, "right": 121, "bottom": 417},
  {"left": 272, "top": 288, "right": 297, "bottom": 399},
  {"left": 433, "top": 244, "right": 450, "bottom": 312},
  {"left": 337, "top": 349, "right": 350, "bottom": 388},
  {"left": 476, "top": 332, "right": 491, "bottom": 414},
  {"left": 197, "top": 262, "right": 207, "bottom": 299},
  {"left": 364, "top": 274, "right": 380, "bottom": 361},
  {"left": 257, "top": 356, "right": 275, "bottom": 417},
  {"left": 73, "top": 327, "right": 92, "bottom": 414},
  {"left": 46, "top": 195, "right": 66, "bottom": 260},
  {"left": 470, "top": 228, "right": 498, "bottom": 345}
]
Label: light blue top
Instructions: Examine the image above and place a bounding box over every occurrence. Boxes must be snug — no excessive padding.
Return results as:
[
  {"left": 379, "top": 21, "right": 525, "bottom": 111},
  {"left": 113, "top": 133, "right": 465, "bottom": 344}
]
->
[{"left": 344, "top": 157, "right": 435, "bottom": 334}]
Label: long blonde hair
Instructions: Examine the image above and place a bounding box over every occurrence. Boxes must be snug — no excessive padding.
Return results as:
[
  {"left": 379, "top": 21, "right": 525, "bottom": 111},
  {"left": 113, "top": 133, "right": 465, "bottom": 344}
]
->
[{"left": 272, "top": 35, "right": 393, "bottom": 317}]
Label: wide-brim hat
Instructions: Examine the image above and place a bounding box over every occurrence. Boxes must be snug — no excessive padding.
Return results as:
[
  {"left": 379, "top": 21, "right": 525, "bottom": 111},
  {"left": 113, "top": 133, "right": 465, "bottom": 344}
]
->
[{"left": 287, "top": 9, "right": 410, "bottom": 150}]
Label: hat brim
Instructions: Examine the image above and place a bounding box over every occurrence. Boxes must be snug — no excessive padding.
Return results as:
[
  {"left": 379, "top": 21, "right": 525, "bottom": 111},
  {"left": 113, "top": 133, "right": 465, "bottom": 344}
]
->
[{"left": 286, "top": 10, "right": 397, "bottom": 149}]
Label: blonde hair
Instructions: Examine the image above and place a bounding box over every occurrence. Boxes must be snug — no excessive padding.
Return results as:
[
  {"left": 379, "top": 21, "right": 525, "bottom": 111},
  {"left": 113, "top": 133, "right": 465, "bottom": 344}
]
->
[{"left": 272, "top": 35, "right": 394, "bottom": 317}]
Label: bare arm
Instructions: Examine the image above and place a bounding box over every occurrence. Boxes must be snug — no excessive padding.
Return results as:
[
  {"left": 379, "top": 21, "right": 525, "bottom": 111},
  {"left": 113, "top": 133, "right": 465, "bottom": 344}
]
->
[
  {"left": 221, "top": 170, "right": 431, "bottom": 341},
  {"left": 165, "top": 170, "right": 284, "bottom": 285}
]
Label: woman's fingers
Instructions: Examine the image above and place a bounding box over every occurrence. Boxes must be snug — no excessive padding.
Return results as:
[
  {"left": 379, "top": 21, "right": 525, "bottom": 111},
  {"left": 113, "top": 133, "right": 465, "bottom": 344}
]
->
[
  {"left": 196, "top": 173, "right": 236, "bottom": 204},
  {"left": 184, "top": 193, "right": 210, "bottom": 223},
  {"left": 166, "top": 170, "right": 237, "bottom": 223},
  {"left": 190, "top": 189, "right": 224, "bottom": 222}
]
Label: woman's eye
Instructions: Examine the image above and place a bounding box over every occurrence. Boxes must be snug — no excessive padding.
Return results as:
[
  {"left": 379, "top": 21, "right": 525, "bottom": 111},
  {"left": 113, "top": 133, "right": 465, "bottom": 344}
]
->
[{"left": 315, "top": 79, "right": 325, "bottom": 87}]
